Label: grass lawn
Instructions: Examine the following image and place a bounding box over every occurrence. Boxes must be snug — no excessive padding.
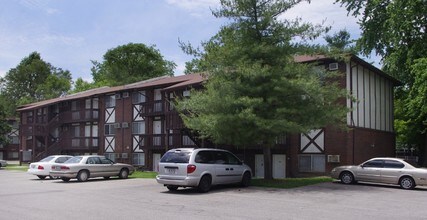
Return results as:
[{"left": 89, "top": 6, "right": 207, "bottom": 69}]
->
[
  {"left": 129, "top": 170, "right": 158, "bottom": 178},
  {"left": 251, "top": 176, "right": 333, "bottom": 189},
  {"left": 4, "top": 164, "right": 29, "bottom": 172}
]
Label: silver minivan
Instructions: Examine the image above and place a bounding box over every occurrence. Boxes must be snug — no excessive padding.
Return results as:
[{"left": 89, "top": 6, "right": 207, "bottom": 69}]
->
[{"left": 156, "top": 148, "right": 252, "bottom": 192}]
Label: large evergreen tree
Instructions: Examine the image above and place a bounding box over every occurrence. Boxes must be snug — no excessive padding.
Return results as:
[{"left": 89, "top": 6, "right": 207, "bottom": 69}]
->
[{"left": 177, "top": 0, "right": 349, "bottom": 179}]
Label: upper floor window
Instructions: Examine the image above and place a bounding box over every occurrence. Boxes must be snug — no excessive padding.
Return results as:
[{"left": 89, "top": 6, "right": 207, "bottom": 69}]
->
[
  {"left": 154, "top": 89, "right": 162, "bottom": 101},
  {"left": 104, "top": 124, "right": 116, "bottom": 135},
  {"left": 71, "top": 101, "right": 78, "bottom": 111},
  {"left": 105, "top": 95, "right": 116, "bottom": 108},
  {"left": 132, "top": 91, "right": 146, "bottom": 104}
]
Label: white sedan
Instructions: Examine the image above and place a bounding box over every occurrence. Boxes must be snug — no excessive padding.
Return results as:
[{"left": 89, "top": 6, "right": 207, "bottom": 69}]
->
[
  {"left": 0, "top": 159, "right": 7, "bottom": 168},
  {"left": 27, "top": 155, "right": 73, "bottom": 179},
  {"left": 50, "top": 155, "right": 134, "bottom": 182}
]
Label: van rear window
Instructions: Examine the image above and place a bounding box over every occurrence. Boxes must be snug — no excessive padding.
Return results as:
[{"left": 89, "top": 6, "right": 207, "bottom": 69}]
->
[{"left": 160, "top": 151, "right": 191, "bottom": 163}]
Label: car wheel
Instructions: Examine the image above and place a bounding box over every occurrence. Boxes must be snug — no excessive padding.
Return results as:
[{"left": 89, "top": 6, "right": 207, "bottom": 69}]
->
[
  {"left": 241, "top": 172, "right": 251, "bottom": 187},
  {"left": 37, "top": 175, "right": 47, "bottom": 180},
  {"left": 198, "top": 175, "right": 212, "bottom": 193},
  {"left": 61, "top": 177, "right": 70, "bottom": 182},
  {"left": 399, "top": 176, "right": 415, "bottom": 190},
  {"left": 118, "top": 168, "right": 129, "bottom": 179},
  {"left": 167, "top": 185, "right": 179, "bottom": 191},
  {"left": 77, "top": 170, "right": 89, "bottom": 182},
  {"left": 340, "top": 171, "right": 354, "bottom": 184}
]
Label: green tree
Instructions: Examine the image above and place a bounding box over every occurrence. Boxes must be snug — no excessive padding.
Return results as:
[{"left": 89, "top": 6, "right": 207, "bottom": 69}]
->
[
  {"left": 0, "top": 52, "right": 71, "bottom": 116},
  {"left": 177, "top": 0, "right": 349, "bottom": 179},
  {"left": 0, "top": 104, "right": 11, "bottom": 145},
  {"left": 324, "top": 29, "right": 355, "bottom": 52},
  {"left": 71, "top": 78, "right": 98, "bottom": 94},
  {"left": 336, "top": 0, "right": 427, "bottom": 165},
  {"left": 92, "top": 43, "right": 176, "bottom": 86}
]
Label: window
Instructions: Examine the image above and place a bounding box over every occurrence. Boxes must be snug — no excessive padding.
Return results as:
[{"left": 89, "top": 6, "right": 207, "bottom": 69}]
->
[
  {"left": 8, "top": 152, "right": 18, "bottom": 159},
  {"left": 132, "top": 122, "right": 145, "bottom": 134},
  {"left": 132, "top": 91, "right": 146, "bottom": 104},
  {"left": 104, "top": 153, "right": 116, "bottom": 162},
  {"left": 384, "top": 160, "right": 405, "bottom": 169},
  {"left": 362, "top": 160, "right": 383, "bottom": 168},
  {"left": 104, "top": 124, "right": 116, "bottom": 135},
  {"left": 55, "top": 157, "right": 72, "bottom": 163},
  {"left": 101, "top": 157, "right": 113, "bottom": 164},
  {"left": 85, "top": 99, "right": 91, "bottom": 109},
  {"left": 93, "top": 98, "right": 99, "bottom": 109},
  {"left": 71, "top": 101, "right": 78, "bottom": 111},
  {"left": 105, "top": 95, "right": 116, "bottom": 108},
  {"left": 298, "top": 155, "right": 325, "bottom": 172},
  {"left": 73, "top": 125, "right": 80, "bottom": 137},
  {"left": 87, "top": 157, "right": 101, "bottom": 164},
  {"left": 133, "top": 153, "right": 145, "bottom": 165},
  {"left": 160, "top": 151, "right": 191, "bottom": 163},
  {"left": 195, "top": 151, "right": 214, "bottom": 164}
]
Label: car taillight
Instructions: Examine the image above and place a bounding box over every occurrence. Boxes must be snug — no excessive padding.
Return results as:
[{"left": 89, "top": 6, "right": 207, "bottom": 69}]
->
[
  {"left": 60, "top": 166, "right": 70, "bottom": 170},
  {"left": 37, "top": 165, "right": 44, "bottom": 170},
  {"left": 187, "top": 164, "right": 196, "bottom": 174}
]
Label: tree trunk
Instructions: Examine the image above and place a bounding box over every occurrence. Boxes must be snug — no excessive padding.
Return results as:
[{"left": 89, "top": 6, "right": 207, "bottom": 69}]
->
[{"left": 263, "top": 143, "right": 273, "bottom": 180}]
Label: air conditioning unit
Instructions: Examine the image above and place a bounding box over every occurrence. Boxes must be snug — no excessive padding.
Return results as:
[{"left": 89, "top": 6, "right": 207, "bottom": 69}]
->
[
  {"left": 122, "top": 122, "right": 129, "bottom": 128},
  {"left": 328, "top": 62, "right": 339, "bottom": 71},
  {"left": 121, "top": 153, "right": 128, "bottom": 159},
  {"left": 122, "top": 92, "right": 129, "bottom": 98},
  {"left": 115, "top": 94, "right": 121, "bottom": 99},
  {"left": 327, "top": 155, "right": 340, "bottom": 163},
  {"left": 114, "top": 123, "right": 121, "bottom": 129}
]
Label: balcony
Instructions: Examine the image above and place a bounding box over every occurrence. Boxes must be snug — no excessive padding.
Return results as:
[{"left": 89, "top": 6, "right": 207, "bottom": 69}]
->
[{"left": 138, "top": 101, "right": 164, "bottom": 116}]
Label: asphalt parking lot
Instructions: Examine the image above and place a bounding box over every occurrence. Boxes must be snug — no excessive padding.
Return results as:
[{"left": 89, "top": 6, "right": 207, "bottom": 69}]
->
[{"left": 1, "top": 170, "right": 427, "bottom": 220}]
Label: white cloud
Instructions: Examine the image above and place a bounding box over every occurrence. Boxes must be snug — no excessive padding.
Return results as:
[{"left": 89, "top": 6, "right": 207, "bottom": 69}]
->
[
  {"left": 166, "top": 0, "right": 219, "bottom": 16},
  {"left": 19, "top": 0, "right": 60, "bottom": 15}
]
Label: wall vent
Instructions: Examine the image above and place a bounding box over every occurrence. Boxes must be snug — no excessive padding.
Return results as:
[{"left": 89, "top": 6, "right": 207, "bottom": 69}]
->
[
  {"left": 328, "top": 62, "right": 339, "bottom": 71},
  {"left": 327, "top": 155, "right": 340, "bottom": 163}
]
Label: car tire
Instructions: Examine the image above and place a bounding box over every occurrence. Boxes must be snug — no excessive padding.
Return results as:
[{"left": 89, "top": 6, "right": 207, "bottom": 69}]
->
[
  {"left": 241, "top": 172, "right": 251, "bottom": 187},
  {"left": 198, "top": 175, "right": 212, "bottom": 193},
  {"left": 37, "top": 175, "right": 47, "bottom": 180},
  {"left": 399, "top": 176, "right": 415, "bottom": 190},
  {"left": 340, "top": 171, "right": 354, "bottom": 184},
  {"left": 77, "top": 170, "right": 89, "bottom": 182},
  {"left": 167, "top": 185, "right": 179, "bottom": 191},
  {"left": 61, "top": 177, "right": 70, "bottom": 182},
  {"left": 118, "top": 168, "right": 129, "bottom": 179}
]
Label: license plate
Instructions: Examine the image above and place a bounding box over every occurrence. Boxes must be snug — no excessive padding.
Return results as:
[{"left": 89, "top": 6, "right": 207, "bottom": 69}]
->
[
  {"left": 31, "top": 165, "right": 35, "bottom": 168},
  {"left": 166, "top": 168, "right": 177, "bottom": 174}
]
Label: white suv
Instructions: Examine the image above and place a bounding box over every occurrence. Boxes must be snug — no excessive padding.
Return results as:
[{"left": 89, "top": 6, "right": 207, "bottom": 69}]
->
[{"left": 156, "top": 148, "right": 252, "bottom": 192}]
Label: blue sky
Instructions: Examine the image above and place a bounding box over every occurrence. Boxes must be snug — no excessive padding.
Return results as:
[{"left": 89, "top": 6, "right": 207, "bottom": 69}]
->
[{"left": 0, "top": 0, "right": 376, "bottom": 82}]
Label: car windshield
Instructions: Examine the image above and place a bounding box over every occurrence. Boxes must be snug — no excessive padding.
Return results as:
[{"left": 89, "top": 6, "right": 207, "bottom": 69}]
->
[
  {"left": 40, "top": 156, "right": 55, "bottom": 162},
  {"left": 160, "top": 151, "right": 191, "bottom": 163},
  {"left": 64, "top": 157, "right": 83, "bottom": 164}
]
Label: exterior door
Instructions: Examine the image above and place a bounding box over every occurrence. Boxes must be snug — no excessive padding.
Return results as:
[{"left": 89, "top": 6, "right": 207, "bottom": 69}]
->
[
  {"left": 153, "top": 153, "right": 161, "bottom": 172},
  {"left": 255, "top": 154, "right": 264, "bottom": 178},
  {"left": 273, "top": 154, "right": 286, "bottom": 179}
]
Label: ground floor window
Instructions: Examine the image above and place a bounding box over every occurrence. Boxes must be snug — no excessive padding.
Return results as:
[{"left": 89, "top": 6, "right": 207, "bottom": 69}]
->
[
  {"left": 133, "top": 153, "right": 145, "bottom": 165},
  {"left": 105, "top": 153, "right": 116, "bottom": 162},
  {"left": 298, "top": 154, "right": 325, "bottom": 172},
  {"left": 8, "top": 151, "right": 18, "bottom": 159}
]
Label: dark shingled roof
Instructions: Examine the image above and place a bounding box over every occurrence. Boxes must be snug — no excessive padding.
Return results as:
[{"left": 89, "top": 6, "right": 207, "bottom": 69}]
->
[{"left": 17, "top": 73, "right": 204, "bottom": 111}]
